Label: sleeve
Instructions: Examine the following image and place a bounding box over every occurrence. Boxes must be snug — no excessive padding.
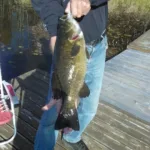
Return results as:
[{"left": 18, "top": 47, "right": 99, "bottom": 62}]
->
[
  {"left": 90, "top": 0, "right": 108, "bottom": 6},
  {"left": 31, "top": 0, "right": 65, "bottom": 36}
]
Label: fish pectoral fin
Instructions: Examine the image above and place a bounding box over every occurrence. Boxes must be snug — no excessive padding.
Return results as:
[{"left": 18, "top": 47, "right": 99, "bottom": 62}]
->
[
  {"left": 52, "top": 71, "right": 62, "bottom": 99},
  {"left": 79, "top": 82, "right": 90, "bottom": 98}
]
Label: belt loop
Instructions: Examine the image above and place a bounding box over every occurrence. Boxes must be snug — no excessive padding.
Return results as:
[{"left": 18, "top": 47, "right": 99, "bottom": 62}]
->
[{"left": 86, "top": 29, "right": 106, "bottom": 47}]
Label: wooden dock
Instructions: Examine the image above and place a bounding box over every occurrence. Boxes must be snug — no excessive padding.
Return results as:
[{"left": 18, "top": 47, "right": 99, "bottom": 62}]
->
[{"left": 0, "top": 30, "right": 150, "bottom": 150}]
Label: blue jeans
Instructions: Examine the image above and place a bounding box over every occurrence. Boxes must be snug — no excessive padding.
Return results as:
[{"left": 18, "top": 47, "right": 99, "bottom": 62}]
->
[{"left": 34, "top": 36, "right": 108, "bottom": 150}]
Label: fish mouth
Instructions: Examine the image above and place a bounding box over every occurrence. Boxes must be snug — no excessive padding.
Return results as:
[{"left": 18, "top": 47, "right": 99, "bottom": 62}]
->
[
  {"left": 60, "top": 13, "right": 71, "bottom": 21},
  {"left": 60, "top": 13, "right": 83, "bottom": 40},
  {"left": 60, "top": 14, "right": 68, "bottom": 21}
]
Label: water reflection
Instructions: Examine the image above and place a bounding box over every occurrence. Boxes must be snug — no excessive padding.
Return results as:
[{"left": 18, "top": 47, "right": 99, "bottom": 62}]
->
[
  {"left": 0, "top": 0, "right": 51, "bottom": 81},
  {"left": 0, "top": 0, "right": 150, "bottom": 80}
]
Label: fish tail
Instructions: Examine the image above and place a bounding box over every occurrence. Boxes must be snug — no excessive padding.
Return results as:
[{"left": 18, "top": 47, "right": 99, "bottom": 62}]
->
[{"left": 55, "top": 108, "right": 79, "bottom": 131}]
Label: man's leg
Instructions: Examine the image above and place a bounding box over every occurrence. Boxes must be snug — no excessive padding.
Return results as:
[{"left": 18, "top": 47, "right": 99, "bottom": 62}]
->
[
  {"left": 34, "top": 68, "right": 59, "bottom": 150},
  {"left": 63, "top": 36, "right": 108, "bottom": 144}
]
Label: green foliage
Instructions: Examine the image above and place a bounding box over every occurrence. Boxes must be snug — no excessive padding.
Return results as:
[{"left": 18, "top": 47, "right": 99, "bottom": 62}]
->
[
  {"left": 109, "top": 0, "right": 150, "bottom": 15},
  {"left": 106, "top": 0, "right": 150, "bottom": 59}
]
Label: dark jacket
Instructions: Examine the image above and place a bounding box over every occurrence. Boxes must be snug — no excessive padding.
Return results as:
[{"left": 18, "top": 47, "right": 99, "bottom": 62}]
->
[{"left": 31, "top": 0, "right": 108, "bottom": 43}]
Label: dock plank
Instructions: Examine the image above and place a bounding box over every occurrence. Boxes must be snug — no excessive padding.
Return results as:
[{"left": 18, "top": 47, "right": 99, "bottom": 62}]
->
[
  {"left": 0, "top": 124, "right": 33, "bottom": 150},
  {"left": 85, "top": 122, "right": 131, "bottom": 150},
  {"left": 101, "top": 48, "right": 150, "bottom": 123},
  {"left": 11, "top": 67, "right": 150, "bottom": 149},
  {"left": 127, "top": 30, "right": 150, "bottom": 52},
  {"left": 98, "top": 103, "right": 150, "bottom": 132},
  {"left": 96, "top": 109, "right": 150, "bottom": 146},
  {"left": 14, "top": 75, "right": 49, "bottom": 98},
  {"left": 93, "top": 116, "right": 145, "bottom": 150},
  {"left": 82, "top": 134, "right": 110, "bottom": 150},
  {"left": 105, "top": 56, "right": 150, "bottom": 83},
  {"left": 96, "top": 103, "right": 150, "bottom": 149},
  {"left": 1, "top": 68, "right": 150, "bottom": 149},
  {"left": 0, "top": 136, "right": 17, "bottom": 150}
]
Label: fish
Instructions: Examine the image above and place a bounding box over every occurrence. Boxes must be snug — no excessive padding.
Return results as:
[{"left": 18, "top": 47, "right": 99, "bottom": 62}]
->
[{"left": 52, "top": 13, "right": 90, "bottom": 131}]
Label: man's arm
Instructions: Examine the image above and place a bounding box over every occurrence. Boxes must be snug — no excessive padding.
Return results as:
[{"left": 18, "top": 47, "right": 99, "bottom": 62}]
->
[
  {"left": 31, "top": 0, "right": 65, "bottom": 52},
  {"left": 90, "top": 0, "right": 108, "bottom": 6},
  {"left": 41, "top": 0, "right": 64, "bottom": 36},
  {"left": 31, "top": 0, "right": 64, "bottom": 37}
]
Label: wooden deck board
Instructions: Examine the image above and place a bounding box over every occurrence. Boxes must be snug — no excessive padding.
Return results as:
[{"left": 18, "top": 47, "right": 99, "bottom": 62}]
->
[
  {"left": 0, "top": 124, "right": 34, "bottom": 150},
  {"left": 0, "top": 68, "right": 150, "bottom": 150},
  {"left": 101, "top": 48, "right": 150, "bottom": 123},
  {"left": 0, "top": 136, "right": 17, "bottom": 150},
  {"left": 127, "top": 30, "right": 150, "bottom": 52},
  {"left": 96, "top": 106, "right": 150, "bottom": 146}
]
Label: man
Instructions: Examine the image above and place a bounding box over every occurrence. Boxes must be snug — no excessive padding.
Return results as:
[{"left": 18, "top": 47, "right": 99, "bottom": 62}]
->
[{"left": 31, "top": 0, "right": 108, "bottom": 149}]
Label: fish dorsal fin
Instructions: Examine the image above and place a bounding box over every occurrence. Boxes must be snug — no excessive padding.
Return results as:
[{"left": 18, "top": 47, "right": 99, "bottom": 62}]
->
[
  {"left": 79, "top": 82, "right": 90, "bottom": 98},
  {"left": 71, "top": 44, "right": 80, "bottom": 56}
]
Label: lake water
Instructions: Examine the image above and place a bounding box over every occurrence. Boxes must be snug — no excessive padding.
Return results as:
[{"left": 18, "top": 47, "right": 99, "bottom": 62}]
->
[{"left": 0, "top": 0, "right": 150, "bottom": 80}]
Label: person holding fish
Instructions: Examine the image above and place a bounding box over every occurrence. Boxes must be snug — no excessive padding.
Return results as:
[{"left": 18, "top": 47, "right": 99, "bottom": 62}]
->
[{"left": 31, "top": 0, "right": 108, "bottom": 149}]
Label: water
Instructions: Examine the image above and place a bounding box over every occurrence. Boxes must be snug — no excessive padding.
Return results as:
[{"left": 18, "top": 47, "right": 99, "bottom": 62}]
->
[
  {"left": 0, "top": 0, "right": 150, "bottom": 80},
  {"left": 0, "top": 0, "right": 51, "bottom": 80}
]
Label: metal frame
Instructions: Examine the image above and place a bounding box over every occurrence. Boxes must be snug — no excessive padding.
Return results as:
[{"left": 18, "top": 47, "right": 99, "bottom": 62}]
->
[{"left": 0, "top": 64, "right": 17, "bottom": 146}]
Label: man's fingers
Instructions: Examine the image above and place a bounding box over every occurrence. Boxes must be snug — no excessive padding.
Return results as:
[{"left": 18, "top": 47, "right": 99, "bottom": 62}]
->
[
  {"left": 82, "top": 1, "right": 91, "bottom": 15},
  {"left": 76, "top": 1, "right": 82, "bottom": 18},
  {"left": 70, "top": 0, "right": 91, "bottom": 18},
  {"left": 70, "top": 0, "right": 78, "bottom": 18},
  {"left": 42, "top": 98, "right": 57, "bottom": 111},
  {"left": 63, "top": 127, "right": 73, "bottom": 134},
  {"left": 50, "top": 36, "right": 57, "bottom": 54}
]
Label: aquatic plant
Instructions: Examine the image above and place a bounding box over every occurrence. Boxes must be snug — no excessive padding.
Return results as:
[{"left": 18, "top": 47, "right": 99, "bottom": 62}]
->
[{"left": 107, "top": 0, "right": 150, "bottom": 59}]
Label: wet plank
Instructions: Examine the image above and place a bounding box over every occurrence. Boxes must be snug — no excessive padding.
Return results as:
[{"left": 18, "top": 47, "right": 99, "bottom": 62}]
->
[{"left": 127, "top": 30, "right": 150, "bottom": 52}]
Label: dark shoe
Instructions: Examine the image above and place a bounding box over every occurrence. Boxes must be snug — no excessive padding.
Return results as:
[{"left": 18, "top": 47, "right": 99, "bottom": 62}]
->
[{"left": 62, "top": 138, "right": 89, "bottom": 150}]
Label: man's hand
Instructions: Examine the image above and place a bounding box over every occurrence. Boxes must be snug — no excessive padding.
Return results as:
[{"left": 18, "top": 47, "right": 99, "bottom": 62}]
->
[
  {"left": 50, "top": 36, "right": 57, "bottom": 54},
  {"left": 65, "top": 0, "right": 91, "bottom": 18},
  {"left": 42, "top": 97, "right": 73, "bottom": 134},
  {"left": 42, "top": 98, "right": 62, "bottom": 113}
]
